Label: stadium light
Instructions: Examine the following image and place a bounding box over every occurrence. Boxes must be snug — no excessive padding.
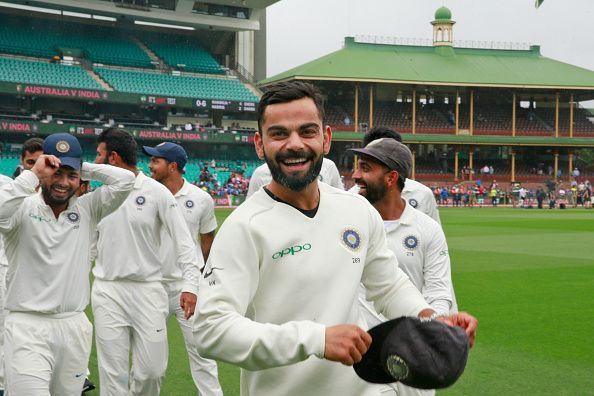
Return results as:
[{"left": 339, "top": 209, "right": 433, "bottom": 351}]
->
[
  {"left": 0, "top": 1, "right": 60, "bottom": 14},
  {"left": 63, "top": 11, "right": 91, "bottom": 19},
  {"left": 134, "top": 20, "right": 195, "bottom": 31},
  {"left": 93, "top": 15, "right": 117, "bottom": 22}
]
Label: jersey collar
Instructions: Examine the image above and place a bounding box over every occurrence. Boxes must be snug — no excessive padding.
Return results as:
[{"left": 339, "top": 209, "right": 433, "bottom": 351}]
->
[{"left": 174, "top": 178, "right": 192, "bottom": 198}]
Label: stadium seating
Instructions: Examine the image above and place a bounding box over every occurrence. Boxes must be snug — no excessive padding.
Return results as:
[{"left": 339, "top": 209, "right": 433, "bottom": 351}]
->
[
  {"left": 95, "top": 68, "right": 259, "bottom": 102},
  {"left": 0, "top": 14, "right": 152, "bottom": 68},
  {"left": 141, "top": 32, "right": 224, "bottom": 74},
  {"left": 0, "top": 156, "right": 19, "bottom": 177},
  {"left": 0, "top": 57, "right": 103, "bottom": 90}
]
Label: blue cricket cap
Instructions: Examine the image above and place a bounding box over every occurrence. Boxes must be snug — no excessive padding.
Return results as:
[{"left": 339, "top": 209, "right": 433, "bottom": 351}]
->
[
  {"left": 142, "top": 142, "right": 188, "bottom": 170},
  {"left": 43, "top": 133, "right": 82, "bottom": 170}
]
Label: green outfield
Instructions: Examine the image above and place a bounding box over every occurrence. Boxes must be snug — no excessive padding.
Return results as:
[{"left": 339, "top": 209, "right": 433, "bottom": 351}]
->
[{"left": 87, "top": 207, "right": 594, "bottom": 395}]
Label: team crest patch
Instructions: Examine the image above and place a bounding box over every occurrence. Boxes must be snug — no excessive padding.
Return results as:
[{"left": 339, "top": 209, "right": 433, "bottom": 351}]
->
[
  {"left": 66, "top": 212, "right": 79, "bottom": 223},
  {"left": 318, "top": 174, "right": 324, "bottom": 182},
  {"left": 403, "top": 235, "right": 419, "bottom": 250},
  {"left": 341, "top": 228, "right": 362, "bottom": 251},
  {"left": 408, "top": 198, "right": 418, "bottom": 208},
  {"left": 56, "top": 140, "right": 70, "bottom": 153},
  {"left": 135, "top": 196, "right": 146, "bottom": 206},
  {"left": 185, "top": 199, "right": 194, "bottom": 209}
]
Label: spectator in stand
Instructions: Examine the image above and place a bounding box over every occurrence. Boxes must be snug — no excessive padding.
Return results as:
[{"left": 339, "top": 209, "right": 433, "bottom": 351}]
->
[
  {"left": 572, "top": 167, "right": 580, "bottom": 178},
  {"left": 536, "top": 187, "right": 546, "bottom": 209},
  {"left": 440, "top": 186, "right": 449, "bottom": 206},
  {"left": 489, "top": 186, "right": 498, "bottom": 206}
]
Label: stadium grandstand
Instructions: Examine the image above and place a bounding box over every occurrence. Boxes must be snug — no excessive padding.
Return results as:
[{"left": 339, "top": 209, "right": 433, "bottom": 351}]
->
[
  {"left": 0, "top": 0, "right": 276, "bottom": 203},
  {"left": 261, "top": 6, "right": 594, "bottom": 189}
]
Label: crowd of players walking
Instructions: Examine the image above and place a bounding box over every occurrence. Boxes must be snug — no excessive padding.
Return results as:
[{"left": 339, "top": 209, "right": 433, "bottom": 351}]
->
[{"left": 0, "top": 81, "right": 480, "bottom": 395}]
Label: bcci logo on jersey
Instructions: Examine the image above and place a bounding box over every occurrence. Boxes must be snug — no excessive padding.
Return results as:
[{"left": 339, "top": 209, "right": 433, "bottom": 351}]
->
[
  {"left": 403, "top": 235, "right": 419, "bottom": 250},
  {"left": 66, "top": 212, "right": 80, "bottom": 224},
  {"left": 185, "top": 199, "right": 194, "bottom": 209},
  {"left": 341, "top": 228, "right": 361, "bottom": 251},
  {"left": 135, "top": 196, "right": 146, "bottom": 206},
  {"left": 408, "top": 198, "right": 418, "bottom": 208}
]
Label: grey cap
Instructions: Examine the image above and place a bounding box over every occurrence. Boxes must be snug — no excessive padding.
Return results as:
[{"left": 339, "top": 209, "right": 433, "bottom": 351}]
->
[{"left": 350, "top": 138, "right": 412, "bottom": 179}]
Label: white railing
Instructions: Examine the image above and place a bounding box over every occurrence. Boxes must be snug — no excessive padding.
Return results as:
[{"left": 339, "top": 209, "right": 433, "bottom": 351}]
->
[{"left": 354, "top": 35, "right": 532, "bottom": 51}]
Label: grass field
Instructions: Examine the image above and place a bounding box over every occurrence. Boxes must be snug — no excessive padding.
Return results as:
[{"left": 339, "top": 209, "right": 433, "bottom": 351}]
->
[{"left": 87, "top": 207, "right": 594, "bottom": 395}]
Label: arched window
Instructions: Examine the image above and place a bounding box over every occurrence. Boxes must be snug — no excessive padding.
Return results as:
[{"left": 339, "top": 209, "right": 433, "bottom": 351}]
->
[{"left": 437, "top": 28, "right": 443, "bottom": 42}]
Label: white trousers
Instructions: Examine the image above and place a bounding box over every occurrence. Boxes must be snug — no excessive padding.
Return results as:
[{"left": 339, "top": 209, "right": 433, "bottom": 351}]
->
[
  {"left": 92, "top": 279, "right": 168, "bottom": 396},
  {"left": 165, "top": 282, "right": 223, "bottom": 396},
  {"left": 4, "top": 311, "right": 92, "bottom": 396},
  {"left": 0, "top": 265, "right": 7, "bottom": 390}
]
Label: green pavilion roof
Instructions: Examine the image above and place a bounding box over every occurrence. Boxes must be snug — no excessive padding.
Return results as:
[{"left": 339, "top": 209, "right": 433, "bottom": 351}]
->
[{"left": 261, "top": 37, "right": 594, "bottom": 90}]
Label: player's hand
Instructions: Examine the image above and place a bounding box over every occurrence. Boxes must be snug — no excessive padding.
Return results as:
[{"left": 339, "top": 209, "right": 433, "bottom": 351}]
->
[
  {"left": 324, "top": 324, "right": 372, "bottom": 366},
  {"left": 31, "top": 155, "right": 61, "bottom": 181},
  {"left": 440, "top": 311, "right": 478, "bottom": 347},
  {"left": 180, "top": 292, "right": 197, "bottom": 320}
]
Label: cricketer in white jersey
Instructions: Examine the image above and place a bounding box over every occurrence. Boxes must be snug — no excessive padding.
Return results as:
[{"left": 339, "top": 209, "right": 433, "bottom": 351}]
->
[
  {"left": 144, "top": 141, "right": 223, "bottom": 396},
  {"left": 92, "top": 128, "right": 203, "bottom": 396},
  {"left": 352, "top": 138, "right": 456, "bottom": 396},
  {"left": 193, "top": 81, "right": 477, "bottom": 396},
  {"left": 246, "top": 157, "right": 344, "bottom": 197},
  {"left": 0, "top": 173, "right": 13, "bottom": 393},
  {"left": 0, "top": 132, "right": 135, "bottom": 395}
]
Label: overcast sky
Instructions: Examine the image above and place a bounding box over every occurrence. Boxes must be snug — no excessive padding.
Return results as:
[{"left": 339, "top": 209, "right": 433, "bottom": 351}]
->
[{"left": 265, "top": 0, "right": 594, "bottom": 79}]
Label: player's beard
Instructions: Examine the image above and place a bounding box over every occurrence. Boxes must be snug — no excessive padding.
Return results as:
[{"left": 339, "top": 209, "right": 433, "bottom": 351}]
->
[
  {"left": 265, "top": 148, "right": 323, "bottom": 192},
  {"left": 41, "top": 183, "right": 77, "bottom": 207},
  {"left": 356, "top": 178, "right": 387, "bottom": 205}
]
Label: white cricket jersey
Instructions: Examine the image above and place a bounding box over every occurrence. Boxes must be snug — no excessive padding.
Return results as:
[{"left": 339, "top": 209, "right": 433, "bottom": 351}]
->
[
  {"left": 93, "top": 172, "right": 202, "bottom": 294},
  {"left": 246, "top": 157, "right": 344, "bottom": 197},
  {"left": 0, "top": 174, "right": 12, "bottom": 267},
  {"left": 359, "top": 201, "right": 453, "bottom": 329},
  {"left": 194, "top": 182, "right": 430, "bottom": 396},
  {"left": 160, "top": 178, "right": 217, "bottom": 283},
  {"left": 0, "top": 164, "right": 135, "bottom": 314},
  {"left": 350, "top": 178, "right": 441, "bottom": 224}
]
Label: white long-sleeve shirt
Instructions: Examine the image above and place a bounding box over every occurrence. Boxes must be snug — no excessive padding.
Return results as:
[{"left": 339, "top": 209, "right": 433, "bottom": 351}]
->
[
  {"left": 247, "top": 157, "right": 344, "bottom": 197},
  {"left": 194, "top": 182, "right": 430, "bottom": 396},
  {"left": 160, "top": 178, "right": 217, "bottom": 283},
  {"left": 350, "top": 178, "right": 440, "bottom": 224},
  {"left": 0, "top": 164, "right": 134, "bottom": 314},
  {"left": 0, "top": 174, "right": 12, "bottom": 267},
  {"left": 359, "top": 201, "right": 454, "bottom": 330},
  {"left": 93, "top": 172, "right": 202, "bottom": 294}
]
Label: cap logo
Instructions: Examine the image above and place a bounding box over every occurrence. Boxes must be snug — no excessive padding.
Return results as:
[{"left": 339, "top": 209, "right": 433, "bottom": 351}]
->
[
  {"left": 403, "top": 235, "right": 419, "bottom": 250},
  {"left": 56, "top": 141, "right": 70, "bottom": 153},
  {"left": 341, "top": 228, "right": 362, "bottom": 251},
  {"left": 409, "top": 198, "right": 418, "bottom": 208},
  {"left": 385, "top": 354, "right": 409, "bottom": 381}
]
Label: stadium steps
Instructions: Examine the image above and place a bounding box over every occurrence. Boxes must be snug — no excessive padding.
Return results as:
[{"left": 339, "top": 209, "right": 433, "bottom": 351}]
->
[
  {"left": 131, "top": 36, "right": 167, "bottom": 71},
  {"left": 85, "top": 69, "right": 113, "bottom": 91}
]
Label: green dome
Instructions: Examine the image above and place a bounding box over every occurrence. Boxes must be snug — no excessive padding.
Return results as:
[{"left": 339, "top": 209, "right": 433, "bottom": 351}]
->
[{"left": 434, "top": 6, "right": 452, "bottom": 20}]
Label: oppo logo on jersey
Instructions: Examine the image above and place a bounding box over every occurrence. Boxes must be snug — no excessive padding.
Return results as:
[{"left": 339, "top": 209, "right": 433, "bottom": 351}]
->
[{"left": 272, "top": 243, "right": 312, "bottom": 259}]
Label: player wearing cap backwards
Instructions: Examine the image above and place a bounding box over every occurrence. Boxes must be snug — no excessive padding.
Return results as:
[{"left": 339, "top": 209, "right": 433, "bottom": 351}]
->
[
  {"left": 350, "top": 127, "right": 440, "bottom": 224},
  {"left": 0, "top": 133, "right": 135, "bottom": 395},
  {"left": 247, "top": 157, "right": 344, "bottom": 197},
  {"left": 193, "top": 81, "right": 477, "bottom": 396},
  {"left": 351, "top": 139, "right": 456, "bottom": 396},
  {"left": 144, "top": 142, "right": 223, "bottom": 396},
  {"left": 91, "top": 128, "right": 203, "bottom": 396}
]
